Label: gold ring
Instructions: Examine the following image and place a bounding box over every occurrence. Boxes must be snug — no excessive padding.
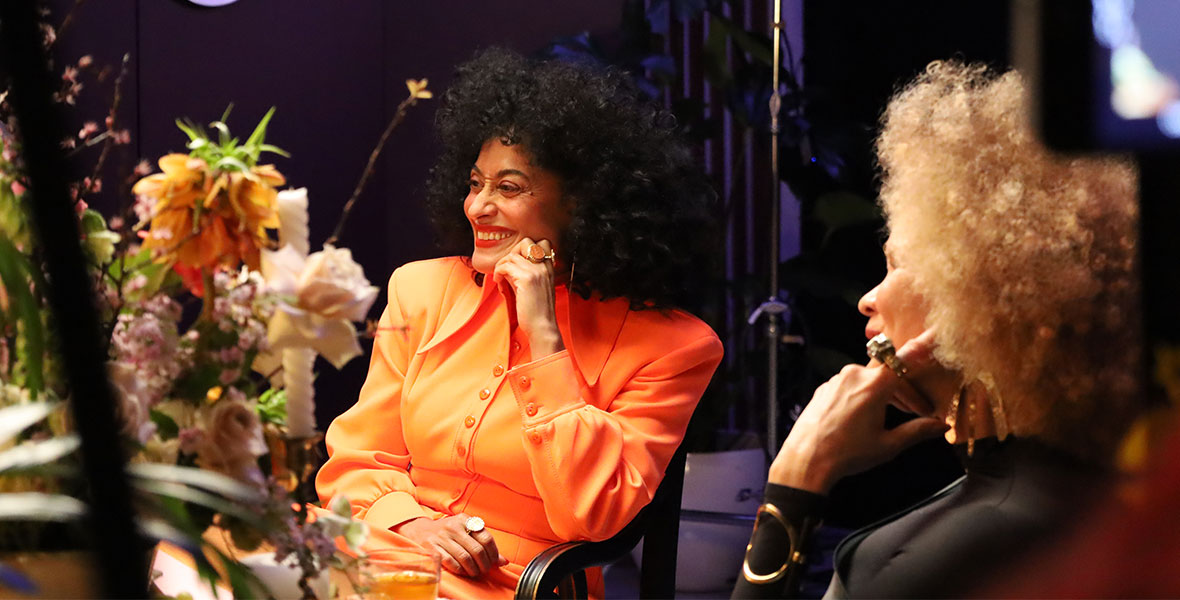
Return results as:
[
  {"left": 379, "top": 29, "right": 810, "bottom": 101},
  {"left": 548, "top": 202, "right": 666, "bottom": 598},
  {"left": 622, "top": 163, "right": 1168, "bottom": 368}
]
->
[
  {"left": 523, "top": 243, "right": 556, "bottom": 263},
  {"left": 463, "top": 516, "right": 485, "bottom": 535},
  {"left": 866, "top": 333, "right": 908, "bottom": 378}
]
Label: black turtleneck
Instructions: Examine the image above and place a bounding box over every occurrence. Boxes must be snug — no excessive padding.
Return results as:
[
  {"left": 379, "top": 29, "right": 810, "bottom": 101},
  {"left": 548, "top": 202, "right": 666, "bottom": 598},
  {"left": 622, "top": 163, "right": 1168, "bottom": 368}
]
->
[{"left": 733, "top": 437, "right": 1107, "bottom": 599}]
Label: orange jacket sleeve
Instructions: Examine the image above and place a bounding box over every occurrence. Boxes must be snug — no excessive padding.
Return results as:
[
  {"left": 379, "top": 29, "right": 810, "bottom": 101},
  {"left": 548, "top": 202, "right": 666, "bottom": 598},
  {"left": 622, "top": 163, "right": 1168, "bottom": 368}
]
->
[
  {"left": 316, "top": 269, "right": 434, "bottom": 529},
  {"left": 508, "top": 328, "right": 723, "bottom": 541}
]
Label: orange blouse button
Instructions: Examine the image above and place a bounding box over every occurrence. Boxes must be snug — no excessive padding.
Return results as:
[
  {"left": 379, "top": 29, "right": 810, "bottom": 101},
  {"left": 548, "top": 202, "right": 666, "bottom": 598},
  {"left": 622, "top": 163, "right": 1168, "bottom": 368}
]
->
[
  {"left": 512, "top": 341, "right": 522, "bottom": 352},
  {"left": 479, "top": 388, "right": 491, "bottom": 400},
  {"left": 525, "top": 403, "right": 538, "bottom": 417},
  {"left": 527, "top": 431, "right": 542, "bottom": 444},
  {"left": 456, "top": 445, "right": 466, "bottom": 457},
  {"left": 464, "top": 416, "right": 476, "bottom": 428},
  {"left": 493, "top": 364, "right": 505, "bottom": 377},
  {"left": 518, "top": 376, "right": 531, "bottom": 390}
]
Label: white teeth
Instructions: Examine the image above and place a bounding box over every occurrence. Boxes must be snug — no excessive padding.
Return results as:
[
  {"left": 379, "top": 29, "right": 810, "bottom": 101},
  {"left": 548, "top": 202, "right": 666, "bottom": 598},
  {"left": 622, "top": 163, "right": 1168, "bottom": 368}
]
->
[{"left": 476, "top": 231, "right": 512, "bottom": 241}]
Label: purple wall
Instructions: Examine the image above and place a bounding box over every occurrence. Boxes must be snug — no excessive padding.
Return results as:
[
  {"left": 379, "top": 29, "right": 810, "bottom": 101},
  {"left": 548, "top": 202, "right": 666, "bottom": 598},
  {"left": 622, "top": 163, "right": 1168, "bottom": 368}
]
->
[{"left": 49, "top": 0, "right": 619, "bottom": 424}]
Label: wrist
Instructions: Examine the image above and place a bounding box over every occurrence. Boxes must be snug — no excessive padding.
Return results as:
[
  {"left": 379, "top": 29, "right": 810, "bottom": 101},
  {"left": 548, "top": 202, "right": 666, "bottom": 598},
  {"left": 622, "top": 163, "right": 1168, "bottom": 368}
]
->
[
  {"left": 527, "top": 327, "right": 565, "bottom": 357},
  {"left": 391, "top": 516, "right": 429, "bottom": 535},
  {"left": 768, "top": 442, "right": 837, "bottom": 495}
]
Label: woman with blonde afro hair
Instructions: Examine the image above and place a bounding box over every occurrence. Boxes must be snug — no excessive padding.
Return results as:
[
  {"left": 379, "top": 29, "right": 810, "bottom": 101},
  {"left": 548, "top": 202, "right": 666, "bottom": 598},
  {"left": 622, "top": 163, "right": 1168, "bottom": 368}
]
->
[{"left": 733, "top": 61, "right": 1144, "bottom": 599}]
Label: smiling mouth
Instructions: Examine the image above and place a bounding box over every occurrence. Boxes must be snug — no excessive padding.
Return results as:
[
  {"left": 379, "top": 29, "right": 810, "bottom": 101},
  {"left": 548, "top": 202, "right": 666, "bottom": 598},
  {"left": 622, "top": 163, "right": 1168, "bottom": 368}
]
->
[{"left": 475, "top": 230, "right": 513, "bottom": 241}]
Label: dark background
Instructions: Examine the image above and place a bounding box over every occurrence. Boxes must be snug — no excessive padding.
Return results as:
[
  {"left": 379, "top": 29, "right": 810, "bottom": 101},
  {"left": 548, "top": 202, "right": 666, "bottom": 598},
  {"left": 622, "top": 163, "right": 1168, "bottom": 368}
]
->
[{"left": 29, "top": 0, "right": 1012, "bottom": 528}]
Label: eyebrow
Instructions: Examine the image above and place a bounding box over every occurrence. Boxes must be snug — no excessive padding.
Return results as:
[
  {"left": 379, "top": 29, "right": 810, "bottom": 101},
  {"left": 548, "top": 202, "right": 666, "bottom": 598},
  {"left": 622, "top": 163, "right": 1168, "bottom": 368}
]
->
[{"left": 471, "top": 165, "right": 530, "bottom": 179}]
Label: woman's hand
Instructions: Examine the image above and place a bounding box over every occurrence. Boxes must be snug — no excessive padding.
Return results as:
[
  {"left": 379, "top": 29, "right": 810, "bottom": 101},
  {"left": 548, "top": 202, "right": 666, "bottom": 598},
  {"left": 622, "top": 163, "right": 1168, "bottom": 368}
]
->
[
  {"left": 393, "top": 514, "right": 508, "bottom": 577},
  {"left": 492, "top": 237, "right": 565, "bottom": 357},
  {"left": 769, "top": 331, "right": 951, "bottom": 495}
]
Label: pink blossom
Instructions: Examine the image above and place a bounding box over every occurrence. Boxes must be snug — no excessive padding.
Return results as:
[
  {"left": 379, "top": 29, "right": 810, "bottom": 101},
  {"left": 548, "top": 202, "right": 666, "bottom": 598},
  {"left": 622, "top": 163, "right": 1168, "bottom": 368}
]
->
[
  {"left": 75, "top": 198, "right": 88, "bottom": 214},
  {"left": 133, "top": 193, "right": 154, "bottom": 223},
  {"left": 178, "top": 427, "right": 205, "bottom": 455},
  {"left": 3, "top": 146, "right": 17, "bottom": 162},
  {"left": 219, "top": 346, "right": 244, "bottom": 364},
  {"left": 78, "top": 121, "right": 98, "bottom": 139},
  {"left": 134, "top": 160, "right": 152, "bottom": 177},
  {"left": 109, "top": 216, "right": 124, "bottom": 230},
  {"left": 77, "top": 55, "right": 93, "bottom": 68},
  {"left": 114, "top": 130, "right": 131, "bottom": 144},
  {"left": 224, "top": 386, "right": 246, "bottom": 404},
  {"left": 218, "top": 368, "right": 238, "bottom": 385},
  {"left": 10, "top": 181, "right": 25, "bottom": 196},
  {"left": 59, "top": 138, "right": 76, "bottom": 150},
  {"left": 123, "top": 273, "right": 148, "bottom": 294}
]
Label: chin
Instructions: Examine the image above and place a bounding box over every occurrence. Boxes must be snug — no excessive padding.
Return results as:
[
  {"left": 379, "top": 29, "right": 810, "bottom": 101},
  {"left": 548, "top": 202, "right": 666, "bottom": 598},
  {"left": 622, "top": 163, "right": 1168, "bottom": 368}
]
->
[{"left": 470, "top": 252, "right": 498, "bottom": 276}]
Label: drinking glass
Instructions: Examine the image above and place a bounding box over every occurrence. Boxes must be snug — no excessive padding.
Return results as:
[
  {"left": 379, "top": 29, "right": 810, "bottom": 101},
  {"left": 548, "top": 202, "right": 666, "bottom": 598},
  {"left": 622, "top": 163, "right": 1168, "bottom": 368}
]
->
[{"left": 360, "top": 547, "right": 441, "bottom": 600}]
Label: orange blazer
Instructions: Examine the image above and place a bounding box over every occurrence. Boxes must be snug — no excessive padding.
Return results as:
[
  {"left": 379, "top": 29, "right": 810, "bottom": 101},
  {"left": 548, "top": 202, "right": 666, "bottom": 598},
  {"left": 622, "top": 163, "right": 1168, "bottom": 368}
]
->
[{"left": 317, "top": 257, "right": 722, "bottom": 591}]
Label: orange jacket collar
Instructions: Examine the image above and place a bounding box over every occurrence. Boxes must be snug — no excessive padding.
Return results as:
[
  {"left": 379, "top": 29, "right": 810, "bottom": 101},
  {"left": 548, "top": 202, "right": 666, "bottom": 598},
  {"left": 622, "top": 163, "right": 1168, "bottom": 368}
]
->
[{"left": 416, "top": 276, "right": 629, "bottom": 386}]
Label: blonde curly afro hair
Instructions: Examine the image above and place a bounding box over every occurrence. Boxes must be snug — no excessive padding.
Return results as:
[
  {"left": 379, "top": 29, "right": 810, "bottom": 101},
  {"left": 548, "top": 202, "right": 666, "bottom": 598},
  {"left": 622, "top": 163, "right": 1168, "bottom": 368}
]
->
[{"left": 877, "top": 61, "right": 1141, "bottom": 458}]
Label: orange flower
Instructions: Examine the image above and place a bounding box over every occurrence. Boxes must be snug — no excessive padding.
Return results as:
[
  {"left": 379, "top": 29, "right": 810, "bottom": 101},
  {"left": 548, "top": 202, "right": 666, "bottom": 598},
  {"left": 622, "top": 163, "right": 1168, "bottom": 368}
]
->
[{"left": 134, "top": 155, "right": 285, "bottom": 272}]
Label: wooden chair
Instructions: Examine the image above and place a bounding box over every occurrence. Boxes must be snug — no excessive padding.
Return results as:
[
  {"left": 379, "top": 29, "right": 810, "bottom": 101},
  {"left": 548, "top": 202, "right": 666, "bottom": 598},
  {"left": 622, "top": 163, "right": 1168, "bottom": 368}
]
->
[{"left": 514, "top": 445, "right": 687, "bottom": 599}]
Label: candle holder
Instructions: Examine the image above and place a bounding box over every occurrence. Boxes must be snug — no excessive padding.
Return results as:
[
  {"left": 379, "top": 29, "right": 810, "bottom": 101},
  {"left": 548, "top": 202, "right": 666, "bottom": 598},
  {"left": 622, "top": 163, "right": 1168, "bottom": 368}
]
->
[{"left": 264, "top": 424, "right": 325, "bottom": 504}]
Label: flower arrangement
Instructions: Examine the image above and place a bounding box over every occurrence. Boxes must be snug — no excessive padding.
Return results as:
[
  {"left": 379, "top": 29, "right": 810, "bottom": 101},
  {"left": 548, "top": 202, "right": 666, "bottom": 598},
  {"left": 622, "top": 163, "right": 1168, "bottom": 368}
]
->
[{"left": 0, "top": 8, "right": 432, "bottom": 596}]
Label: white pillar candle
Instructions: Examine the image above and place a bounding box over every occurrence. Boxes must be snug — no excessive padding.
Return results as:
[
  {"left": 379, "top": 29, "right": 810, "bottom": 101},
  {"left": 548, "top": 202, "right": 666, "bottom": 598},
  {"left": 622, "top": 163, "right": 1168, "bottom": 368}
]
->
[{"left": 283, "top": 346, "right": 317, "bottom": 438}]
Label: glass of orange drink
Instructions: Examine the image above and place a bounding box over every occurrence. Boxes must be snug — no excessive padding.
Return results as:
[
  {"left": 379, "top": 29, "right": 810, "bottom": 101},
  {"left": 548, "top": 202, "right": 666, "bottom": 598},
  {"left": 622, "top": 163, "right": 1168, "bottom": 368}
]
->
[{"left": 361, "top": 548, "right": 441, "bottom": 600}]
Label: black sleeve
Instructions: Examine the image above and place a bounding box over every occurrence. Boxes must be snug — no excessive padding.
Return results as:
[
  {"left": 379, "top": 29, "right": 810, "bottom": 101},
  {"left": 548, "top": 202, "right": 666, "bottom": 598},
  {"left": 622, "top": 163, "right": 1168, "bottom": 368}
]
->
[{"left": 731, "top": 483, "right": 827, "bottom": 600}]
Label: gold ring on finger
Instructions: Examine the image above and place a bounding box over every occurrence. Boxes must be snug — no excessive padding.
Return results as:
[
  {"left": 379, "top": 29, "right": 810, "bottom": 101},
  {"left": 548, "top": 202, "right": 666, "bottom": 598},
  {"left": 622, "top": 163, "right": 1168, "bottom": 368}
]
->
[
  {"left": 866, "top": 333, "right": 908, "bottom": 378},
  {"left": 523, "top": 243, "right": 556, "bottom": 264}
]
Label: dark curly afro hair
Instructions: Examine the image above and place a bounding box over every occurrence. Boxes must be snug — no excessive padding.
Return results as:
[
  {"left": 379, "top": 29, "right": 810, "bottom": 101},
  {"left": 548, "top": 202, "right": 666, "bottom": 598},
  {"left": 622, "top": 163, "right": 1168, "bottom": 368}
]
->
[{"left": 425, "top": 48, "right": 718, "bottom": 311}]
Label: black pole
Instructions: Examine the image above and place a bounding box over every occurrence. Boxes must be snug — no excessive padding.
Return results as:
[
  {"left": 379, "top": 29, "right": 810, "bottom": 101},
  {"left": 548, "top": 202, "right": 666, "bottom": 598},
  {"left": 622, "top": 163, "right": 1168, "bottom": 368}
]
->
[
  {"left": 0, "top": 2, "right": 147, "bottom": 597},
  {"left": 1138, "top": 153, "right": 1180, "bottom": 408}
]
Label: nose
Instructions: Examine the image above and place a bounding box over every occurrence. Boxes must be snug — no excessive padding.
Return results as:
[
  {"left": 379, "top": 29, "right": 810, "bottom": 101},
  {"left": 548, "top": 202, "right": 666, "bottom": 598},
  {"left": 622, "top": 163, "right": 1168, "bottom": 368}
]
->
[
  {"left": 466, "top": 186, "right": 497, "bottom": 219},
  {"left": 858, "top": 283, "right": 879, "bottom": 318}
]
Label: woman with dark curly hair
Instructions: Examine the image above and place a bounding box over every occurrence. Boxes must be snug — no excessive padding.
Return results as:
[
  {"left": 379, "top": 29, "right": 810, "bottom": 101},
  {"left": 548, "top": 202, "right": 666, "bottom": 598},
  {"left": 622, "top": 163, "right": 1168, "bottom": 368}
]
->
[{"left": 317, "top": 48, "right": 723, "bottom": 598}]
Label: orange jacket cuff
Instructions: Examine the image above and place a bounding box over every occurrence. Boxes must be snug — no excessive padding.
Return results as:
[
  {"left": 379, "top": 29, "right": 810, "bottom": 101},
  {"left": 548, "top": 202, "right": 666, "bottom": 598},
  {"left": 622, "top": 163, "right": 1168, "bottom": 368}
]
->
[{"left": 362, "top": 490, "right": 432, "bottom": 530}]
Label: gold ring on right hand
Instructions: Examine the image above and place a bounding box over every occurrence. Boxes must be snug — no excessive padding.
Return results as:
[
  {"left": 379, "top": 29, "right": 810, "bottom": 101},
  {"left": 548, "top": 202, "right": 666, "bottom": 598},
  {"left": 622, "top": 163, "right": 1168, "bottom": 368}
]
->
[{"left": 523, "top": 243, "right": 556, "bottom": 264}]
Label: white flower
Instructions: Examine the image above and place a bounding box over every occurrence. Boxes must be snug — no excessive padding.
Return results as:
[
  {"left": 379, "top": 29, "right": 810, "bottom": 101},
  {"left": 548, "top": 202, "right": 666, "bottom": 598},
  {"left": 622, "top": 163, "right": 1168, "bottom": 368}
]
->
[
  {"left": 259, "top": 244, "right": 378, "bottom": 369},
  {"left": 194, "top": 398, "right": 268, "bottom": 486},
  {"left": 108, "top": 361, "right": 158, "bottom": 444}
]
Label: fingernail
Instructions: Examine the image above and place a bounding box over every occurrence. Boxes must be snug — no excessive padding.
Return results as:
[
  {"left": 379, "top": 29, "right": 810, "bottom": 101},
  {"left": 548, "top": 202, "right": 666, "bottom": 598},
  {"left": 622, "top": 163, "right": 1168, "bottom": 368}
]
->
[{"left": 498, "top": 557, "right": 509, "bottom": 566}]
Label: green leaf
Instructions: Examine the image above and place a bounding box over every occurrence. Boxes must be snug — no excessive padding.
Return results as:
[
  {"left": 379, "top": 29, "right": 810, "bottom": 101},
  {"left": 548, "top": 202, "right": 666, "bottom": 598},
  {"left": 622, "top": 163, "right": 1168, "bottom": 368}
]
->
[
  {"left": 137, "top": 516, "right": 203, "bottom": 554},
  {"left": 109, "top": 247, "right": 152, "bottom": 280},
  {"left": 132, "top": 478, "right": 264, "bottom": 525},
  {"left": 703, "top": 15, "right": 736, "bottom": 89},
  {"left": 79, "top": 209, "right": 108, "bottom": 234},
  {"left": 0, "top": 435, "right": 80, "bottom": 474},
  {"left": 149, "top": 409, "right": 180, "bottom": 439},
  {"left": 128, "top": 463, "right": 264, "bottom": 504},
  {"left": 257, "top": 143, "right": 290, "bottom": 158},
  {"left": 210, "top": 121, "right": 232, "bottom": 148},
  {"left": 243, "top": 107, "right": 276, "bottom": 152},
  {"left": 0, "top": 402, "right": 56, "bottom": 446},
  {"left": 0, "top": 493, "right": 86, "bottom": 522},
  {"left": 0, "top": 237, "right": 45, "bottom": 397},
  {"left": 709, "top": 13, "right": 773, "bottom": 66},
  {"left": 175, "top": 119, "right": 203, "bottom": 143},
  {"left": 212, "top": 155, "right": 251, "bottom": 174},
  {"left": 255, "top": 388, "right": 287, "bottom": 427}
]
